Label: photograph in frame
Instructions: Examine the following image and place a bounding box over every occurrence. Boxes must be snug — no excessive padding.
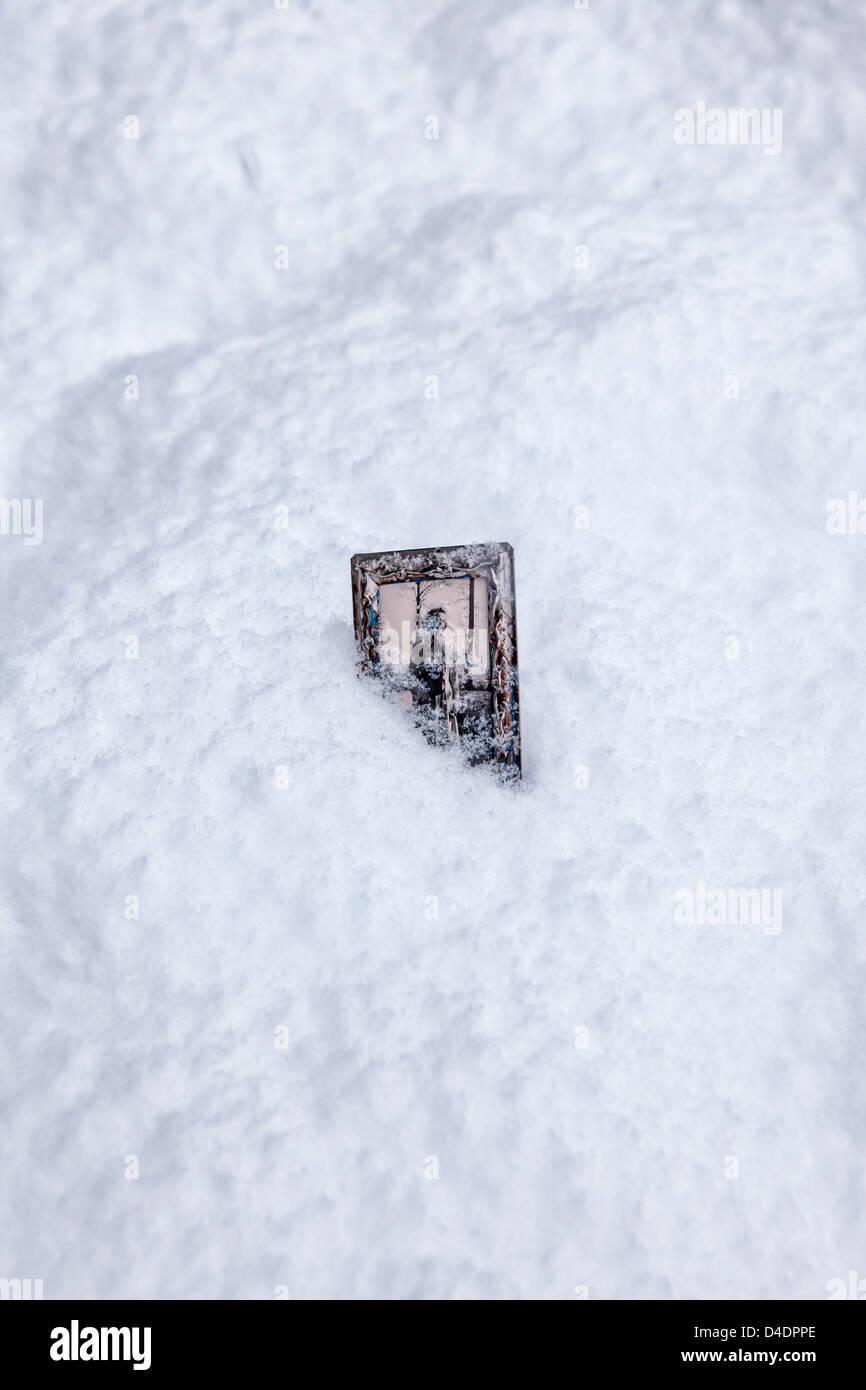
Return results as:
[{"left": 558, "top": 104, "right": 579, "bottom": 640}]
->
[{"left": 351, "top": 542, "right": 521, "bottom": 780}]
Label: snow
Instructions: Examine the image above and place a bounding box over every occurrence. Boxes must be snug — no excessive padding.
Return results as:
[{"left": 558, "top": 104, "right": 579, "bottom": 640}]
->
[{"left": 2, "top": 0, "right": 865, "bottom": 1299}]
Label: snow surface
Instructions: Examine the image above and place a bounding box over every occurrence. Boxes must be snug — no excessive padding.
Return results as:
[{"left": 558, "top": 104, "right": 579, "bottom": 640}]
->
[{"left": 2, "top": 0, "right": 866, "bottom": 1300}]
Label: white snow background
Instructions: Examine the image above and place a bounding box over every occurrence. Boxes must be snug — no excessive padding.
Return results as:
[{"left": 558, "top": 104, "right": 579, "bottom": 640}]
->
[{"left": 2, "top": 0, "right": 865, "bottom": 1300}]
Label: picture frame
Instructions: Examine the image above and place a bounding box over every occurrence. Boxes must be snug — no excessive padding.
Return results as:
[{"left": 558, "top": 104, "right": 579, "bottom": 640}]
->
[{"left": 351, "top": 541, "right": 521, "bottom": 780}]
